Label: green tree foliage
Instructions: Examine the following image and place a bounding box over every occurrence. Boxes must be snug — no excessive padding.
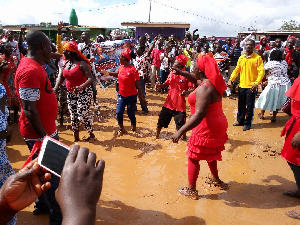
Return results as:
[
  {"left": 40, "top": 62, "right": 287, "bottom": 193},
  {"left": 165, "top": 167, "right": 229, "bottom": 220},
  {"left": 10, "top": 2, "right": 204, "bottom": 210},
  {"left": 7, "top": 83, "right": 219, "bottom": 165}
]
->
[{"left": 279, "top": 20, "right": 300, "bottom": 30}]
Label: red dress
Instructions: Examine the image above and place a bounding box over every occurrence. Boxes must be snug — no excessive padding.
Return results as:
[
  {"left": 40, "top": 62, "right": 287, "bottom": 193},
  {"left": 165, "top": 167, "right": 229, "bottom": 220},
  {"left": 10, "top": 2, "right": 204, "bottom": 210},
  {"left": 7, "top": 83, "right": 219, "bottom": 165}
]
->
[
  {"left": 281, "top": 100, "right": 300, "bottom": 166},
  {"left": 186, "top": 83, "right": 228, "bottom": 161}
]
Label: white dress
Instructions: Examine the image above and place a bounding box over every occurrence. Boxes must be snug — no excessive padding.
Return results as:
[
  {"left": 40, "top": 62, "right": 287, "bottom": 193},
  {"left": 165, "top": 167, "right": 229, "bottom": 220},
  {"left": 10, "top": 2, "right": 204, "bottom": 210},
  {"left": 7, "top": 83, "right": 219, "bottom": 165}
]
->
[{"left": 255, "top": 60, "right": 291, "bottom": 111}]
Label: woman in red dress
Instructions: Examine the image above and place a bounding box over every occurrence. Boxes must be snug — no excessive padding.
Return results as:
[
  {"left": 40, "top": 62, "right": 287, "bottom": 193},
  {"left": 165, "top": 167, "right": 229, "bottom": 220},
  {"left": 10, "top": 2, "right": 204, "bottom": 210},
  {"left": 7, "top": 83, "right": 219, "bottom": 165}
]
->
[
  {"left": 280, "top": 77, "right": 300, "bottom": 219},
  {"left": 172, "top": 54, "right": 228, "bottom": 199}
]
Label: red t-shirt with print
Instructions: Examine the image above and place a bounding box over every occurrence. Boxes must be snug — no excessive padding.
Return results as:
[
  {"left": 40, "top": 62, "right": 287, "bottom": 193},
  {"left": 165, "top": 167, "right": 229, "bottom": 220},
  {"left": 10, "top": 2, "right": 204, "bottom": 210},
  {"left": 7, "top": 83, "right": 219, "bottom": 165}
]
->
[
  {"left": 117, "top": 65, "right": 140, "bottom": 97},
  {"left": 163, "top": 71, "right": 190, "bottom": 112},
  {"left": 15, "top": 57, "right": 58, "bottom": 139}
]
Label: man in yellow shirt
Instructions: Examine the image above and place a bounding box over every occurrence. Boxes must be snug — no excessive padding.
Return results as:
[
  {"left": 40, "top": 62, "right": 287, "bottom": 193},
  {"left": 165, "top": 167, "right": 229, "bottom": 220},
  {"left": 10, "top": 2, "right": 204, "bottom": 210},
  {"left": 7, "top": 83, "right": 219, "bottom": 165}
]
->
[{"left": 228, "top": 40, "right": 265, "bottom": 131}]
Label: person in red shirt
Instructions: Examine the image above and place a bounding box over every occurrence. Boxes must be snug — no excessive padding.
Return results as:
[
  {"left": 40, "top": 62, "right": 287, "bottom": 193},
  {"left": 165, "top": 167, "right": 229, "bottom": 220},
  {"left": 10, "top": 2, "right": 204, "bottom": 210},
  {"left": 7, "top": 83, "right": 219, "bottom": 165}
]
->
[
  {"left": 54, "top": 41, "right": 95, "bottom": 142},
  {"left": 14, "top": 30, "right": 62, "bottom": 224},
  {"left": 150, "top": 39, "right": 164, "bottom": 91},
  {"left": 109, "top": 48, "right": 147, "bottom": 136},
  {"left": 155, "top": 55, "right": 191, "bottom": 139}
]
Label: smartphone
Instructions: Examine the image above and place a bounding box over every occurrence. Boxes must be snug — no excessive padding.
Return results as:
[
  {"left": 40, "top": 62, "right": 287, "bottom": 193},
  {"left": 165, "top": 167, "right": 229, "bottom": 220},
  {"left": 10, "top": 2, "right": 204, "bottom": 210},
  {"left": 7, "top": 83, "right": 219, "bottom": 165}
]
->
[{"left": 38, "top": 136, "right": 70, "bottom": 177}]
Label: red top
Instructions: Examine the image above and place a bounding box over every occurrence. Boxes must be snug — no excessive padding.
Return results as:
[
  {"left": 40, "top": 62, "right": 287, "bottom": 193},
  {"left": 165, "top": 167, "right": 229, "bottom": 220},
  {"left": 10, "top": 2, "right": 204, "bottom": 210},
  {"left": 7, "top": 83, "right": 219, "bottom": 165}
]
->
[
  {"left": 187, "top": 83, "right": 228, "bottom": 148},
  {"left": 163, "top": 71, "right": 189, "bottom": 112},
  {"left": 15, "top": 57, "right": 58, "bottom": 139},
  {"left": 117, "top": 65, "right": 140, "bottom": 97},
  {"left": 63, "top": 62, "right": 87, "bottom": 91},
  {"left": 151, "top": 48, "right": 164, "bottom": 68}
]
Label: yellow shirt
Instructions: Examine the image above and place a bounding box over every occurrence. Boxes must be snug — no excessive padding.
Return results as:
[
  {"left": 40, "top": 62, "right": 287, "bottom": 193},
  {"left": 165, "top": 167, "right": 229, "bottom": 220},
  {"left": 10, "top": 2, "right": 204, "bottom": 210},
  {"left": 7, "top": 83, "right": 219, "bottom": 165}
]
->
[
  {"left": 56, "top": 34, "right": 63, "bottom": 55},
  {"left": 229, "top": 52, "right": 265, "bottom": 88}
]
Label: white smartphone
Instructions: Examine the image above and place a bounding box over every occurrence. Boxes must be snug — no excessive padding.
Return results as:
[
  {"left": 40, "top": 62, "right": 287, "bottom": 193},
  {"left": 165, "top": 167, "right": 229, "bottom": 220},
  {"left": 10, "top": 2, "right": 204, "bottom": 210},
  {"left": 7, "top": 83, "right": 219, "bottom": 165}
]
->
[{"left": 38, "top": 136, "right": 70, "bottom": 177}]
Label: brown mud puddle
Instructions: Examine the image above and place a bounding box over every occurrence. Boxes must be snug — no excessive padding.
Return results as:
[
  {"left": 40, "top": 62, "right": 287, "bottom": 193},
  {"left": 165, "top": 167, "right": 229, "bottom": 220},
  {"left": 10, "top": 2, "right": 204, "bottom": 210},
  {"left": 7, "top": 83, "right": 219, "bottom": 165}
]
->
[{"left": 7, "top": 86, "right": 299, "bottom": 225}]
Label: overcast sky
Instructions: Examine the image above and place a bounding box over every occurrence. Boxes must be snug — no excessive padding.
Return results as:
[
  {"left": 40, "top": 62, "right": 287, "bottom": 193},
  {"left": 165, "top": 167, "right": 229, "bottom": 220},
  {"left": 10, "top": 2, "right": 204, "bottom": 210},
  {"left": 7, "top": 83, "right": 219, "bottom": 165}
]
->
[{"left": 0, "top": 0, "right": 299, "bottom": 37}]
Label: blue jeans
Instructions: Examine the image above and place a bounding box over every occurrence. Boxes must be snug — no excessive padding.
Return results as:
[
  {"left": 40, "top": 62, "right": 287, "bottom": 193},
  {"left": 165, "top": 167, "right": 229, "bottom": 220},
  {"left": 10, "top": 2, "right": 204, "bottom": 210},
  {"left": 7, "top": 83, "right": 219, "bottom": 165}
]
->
[
  {"left": 25, "top": 133, "right": 62, "bottom": 225},
  {"left": 138, "top": 77, "right": 148, "bottom": 112},
  {"left": 160, "top": 69, "right": 169, "bottom": 92},
  {"left": 116, "top": 93, "right": 137, "bottom": 126}
]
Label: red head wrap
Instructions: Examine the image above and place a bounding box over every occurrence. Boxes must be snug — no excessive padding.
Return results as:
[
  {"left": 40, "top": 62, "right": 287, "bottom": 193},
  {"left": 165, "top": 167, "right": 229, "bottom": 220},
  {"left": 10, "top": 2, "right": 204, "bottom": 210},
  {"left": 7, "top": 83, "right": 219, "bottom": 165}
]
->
[
  {"left": 121, "top": 48, "right": 132, "bottom": 60},
  {"left": 196, "top": 54, "right": 227, "bottom": 96},
  {"left": 63, "top": 41, "right": 90, "bottom": 65},
  {"left": 287, "top": 36, "right": 297, "bottom": 42},
  {"left": 175, "top": 54, "right": 189, "bottom": 66}
]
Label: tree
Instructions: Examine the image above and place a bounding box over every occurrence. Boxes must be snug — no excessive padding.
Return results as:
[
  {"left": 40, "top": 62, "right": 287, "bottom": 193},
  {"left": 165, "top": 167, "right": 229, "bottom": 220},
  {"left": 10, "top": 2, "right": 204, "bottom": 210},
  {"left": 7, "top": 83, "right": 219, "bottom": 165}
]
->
[{"left": 279, "top": 20, "right": 300, "bottom": 30}]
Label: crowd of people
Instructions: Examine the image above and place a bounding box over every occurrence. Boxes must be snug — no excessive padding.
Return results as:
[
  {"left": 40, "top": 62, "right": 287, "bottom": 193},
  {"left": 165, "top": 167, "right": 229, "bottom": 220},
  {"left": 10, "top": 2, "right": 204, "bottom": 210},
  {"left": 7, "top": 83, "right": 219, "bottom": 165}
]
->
[{"left": 0, "top": 22, "right": 300, "bottom": 224}]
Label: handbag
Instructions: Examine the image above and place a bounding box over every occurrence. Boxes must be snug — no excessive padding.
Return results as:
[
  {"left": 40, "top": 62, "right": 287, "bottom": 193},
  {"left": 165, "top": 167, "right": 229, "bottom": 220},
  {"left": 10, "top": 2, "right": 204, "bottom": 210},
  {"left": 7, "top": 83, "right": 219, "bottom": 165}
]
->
[{"left": 281, "top": 97, "right": 292, "bottom": 116}]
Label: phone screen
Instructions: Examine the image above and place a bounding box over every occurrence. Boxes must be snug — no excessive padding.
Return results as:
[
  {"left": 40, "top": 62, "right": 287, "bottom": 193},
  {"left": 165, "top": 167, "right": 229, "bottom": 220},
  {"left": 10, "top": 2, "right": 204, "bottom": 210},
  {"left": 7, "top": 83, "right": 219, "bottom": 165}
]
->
[{"left": 39, "top": 138, "right": 70, "bottom": 177}]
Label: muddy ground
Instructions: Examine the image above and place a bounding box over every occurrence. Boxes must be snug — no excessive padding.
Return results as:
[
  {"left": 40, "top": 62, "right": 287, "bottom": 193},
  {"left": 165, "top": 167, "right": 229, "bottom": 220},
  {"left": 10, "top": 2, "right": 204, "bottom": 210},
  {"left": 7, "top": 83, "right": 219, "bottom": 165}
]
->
[{"left": 6, "top": 85, "right": 299, "bottom": 225}]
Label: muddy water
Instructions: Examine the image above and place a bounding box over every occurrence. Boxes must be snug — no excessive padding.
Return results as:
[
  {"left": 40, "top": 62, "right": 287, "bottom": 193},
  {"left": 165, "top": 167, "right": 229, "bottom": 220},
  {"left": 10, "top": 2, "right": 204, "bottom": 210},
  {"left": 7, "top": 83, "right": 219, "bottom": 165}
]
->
[{"left": 7, "top": 86, "right": 299, "bottom": 225}]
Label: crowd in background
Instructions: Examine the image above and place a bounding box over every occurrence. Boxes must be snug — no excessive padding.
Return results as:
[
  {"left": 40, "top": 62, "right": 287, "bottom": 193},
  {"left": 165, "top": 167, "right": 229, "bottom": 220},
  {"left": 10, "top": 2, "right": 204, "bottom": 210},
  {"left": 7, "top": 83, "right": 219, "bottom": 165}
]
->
[{"left": 0, "top": 23, "right": 300, "bottom": 224}]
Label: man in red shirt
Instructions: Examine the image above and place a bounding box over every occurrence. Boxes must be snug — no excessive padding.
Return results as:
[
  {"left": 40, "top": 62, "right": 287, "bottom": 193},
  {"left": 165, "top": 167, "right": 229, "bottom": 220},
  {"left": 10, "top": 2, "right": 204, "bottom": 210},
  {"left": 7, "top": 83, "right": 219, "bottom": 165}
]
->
[
  {"left": 14, "top": 30, "right": 62, "bottom": 224},
  {"left": 155, "top": 55, "right": 191, "bottom": 139},
  {"left": 150, "top": 39, "right": 164, "bottom": 91}
]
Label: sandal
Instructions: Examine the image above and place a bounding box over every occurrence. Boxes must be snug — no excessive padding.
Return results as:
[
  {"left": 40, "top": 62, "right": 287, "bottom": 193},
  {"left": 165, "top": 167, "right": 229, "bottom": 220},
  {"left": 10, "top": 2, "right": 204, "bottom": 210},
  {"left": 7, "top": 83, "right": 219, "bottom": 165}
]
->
[
  {"left": 205, "top": 177, "right": 229, "bottom": 190},
  {"left": 286, "top": 210, "right": 300, "bottom": 220},
  {"left": 283, "top": 190, "right": 300, "bottom": 198},
  {"left": 258, "top": 113, "right": 265, "bottom": 120},
  {"left": 178, "top": 187, "right": 198, "bottom": 200}
]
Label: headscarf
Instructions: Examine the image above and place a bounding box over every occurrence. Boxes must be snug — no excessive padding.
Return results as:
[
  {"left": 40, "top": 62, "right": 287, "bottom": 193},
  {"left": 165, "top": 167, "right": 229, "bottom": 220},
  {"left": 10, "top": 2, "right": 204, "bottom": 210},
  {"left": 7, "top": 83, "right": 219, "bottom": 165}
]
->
[
  {"left": 285, "top": 76, "right": 300, "bottom": 102},
  {"left": 196, "top": 54, "right": 227, "bottom": 96},
  {"left": 121, "top": 48, "right": 132, "bottom": 60},
  {"left": 63, "top": 41, "right": 90, "bottom": 65},
  {"left": 175, "top": 54, "right": 189, "bottom": 66},
  {"left": 255, "top": 36, "right": 270, "bottom": 51},
  {"left": 285, "top": 36, "right": 296, "bottom": 65}
]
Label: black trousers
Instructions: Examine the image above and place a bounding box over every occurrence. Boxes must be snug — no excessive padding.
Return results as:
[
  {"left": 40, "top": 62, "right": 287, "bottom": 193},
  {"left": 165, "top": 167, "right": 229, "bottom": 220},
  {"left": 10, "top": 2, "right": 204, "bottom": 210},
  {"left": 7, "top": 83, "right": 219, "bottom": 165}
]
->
[
  {"left": 237, "top": 87, "right": 257, "bottom": 127},
  {"left": 288, "top": 162, "right": 300, "bottom": 191}
]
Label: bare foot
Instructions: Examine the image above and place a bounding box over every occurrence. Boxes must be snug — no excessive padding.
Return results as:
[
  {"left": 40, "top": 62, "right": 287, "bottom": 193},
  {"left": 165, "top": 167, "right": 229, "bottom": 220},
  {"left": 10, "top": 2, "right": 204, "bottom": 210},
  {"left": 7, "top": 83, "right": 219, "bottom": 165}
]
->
[
  {"left": 82, "top": 133, "right": 95, "bottom": 142},
  {"left": 132, "top": 126, "right": 136, "bottom": 132}
]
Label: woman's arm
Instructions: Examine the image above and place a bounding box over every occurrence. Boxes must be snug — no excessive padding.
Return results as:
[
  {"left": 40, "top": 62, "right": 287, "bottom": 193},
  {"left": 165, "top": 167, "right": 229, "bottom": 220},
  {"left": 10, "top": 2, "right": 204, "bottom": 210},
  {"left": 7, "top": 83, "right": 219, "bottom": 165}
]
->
[
  {"left": 171, "top": 85, "right": 213, "bottom": 142},
  {"left": 171, "top": 67, "right": 198, "bottom": 84},
  {"left": 77, "top": 61, "right": 93, "bottom": 92},
  {"left": 53, "top": 69, "right": 65, "bottom": 92}
]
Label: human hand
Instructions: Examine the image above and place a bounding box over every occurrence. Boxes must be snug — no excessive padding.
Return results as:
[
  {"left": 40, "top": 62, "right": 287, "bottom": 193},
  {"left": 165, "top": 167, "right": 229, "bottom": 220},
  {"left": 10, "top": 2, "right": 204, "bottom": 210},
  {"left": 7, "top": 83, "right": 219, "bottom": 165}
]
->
[
  {"left": 73, "top": 86, "right": 84, "bottom": 93},
  {"left": 58, "top": 21, "right": 64, "bottom": 30},
  {"left": 55, "top": 144, "right": 105, "bottom": 222},
  {"left": 171, "top": 67, "right": 181, "bottom": 75},
  {"left": 227, "top": 80, "right": 232, "bottom": 88},
  {"left": 250, "top": 83, "right": 258, "bottom": 92},
  {"left": 171, "top": 131, "right": 182, "bottom": 143},
  {"left": 141, "top": 98, "right": 148, "bottom": 105},
  {"left": 291, "top": 131, "right": 300, "bottom": 150},
  {"left": 0, "top": 159, "right": 51, "bottom": 212},
  {"left": 6, "top": 126, "right": 12, "bottom": 143}
]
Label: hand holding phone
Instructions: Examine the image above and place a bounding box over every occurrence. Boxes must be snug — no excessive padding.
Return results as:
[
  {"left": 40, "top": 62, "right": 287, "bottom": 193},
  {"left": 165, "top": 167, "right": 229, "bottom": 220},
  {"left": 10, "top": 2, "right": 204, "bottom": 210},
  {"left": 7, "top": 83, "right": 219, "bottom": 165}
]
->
[{"left": 55, "top": 144, "right": 105, "bottom": 224}]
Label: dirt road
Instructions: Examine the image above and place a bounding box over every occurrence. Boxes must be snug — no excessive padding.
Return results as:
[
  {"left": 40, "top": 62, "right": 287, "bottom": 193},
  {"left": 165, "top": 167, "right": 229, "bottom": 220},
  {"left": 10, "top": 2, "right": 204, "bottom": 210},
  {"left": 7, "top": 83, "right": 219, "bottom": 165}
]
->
[{"left": 7, "top": 86, "right": 299, "bottom": 225}]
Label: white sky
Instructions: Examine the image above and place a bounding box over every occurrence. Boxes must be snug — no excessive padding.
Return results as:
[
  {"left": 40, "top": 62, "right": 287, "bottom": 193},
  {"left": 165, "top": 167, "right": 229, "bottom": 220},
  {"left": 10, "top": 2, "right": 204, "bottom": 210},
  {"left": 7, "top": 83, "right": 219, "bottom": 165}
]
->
[{"left": 0, "top": 0, "right": 299, "bottom": 37}]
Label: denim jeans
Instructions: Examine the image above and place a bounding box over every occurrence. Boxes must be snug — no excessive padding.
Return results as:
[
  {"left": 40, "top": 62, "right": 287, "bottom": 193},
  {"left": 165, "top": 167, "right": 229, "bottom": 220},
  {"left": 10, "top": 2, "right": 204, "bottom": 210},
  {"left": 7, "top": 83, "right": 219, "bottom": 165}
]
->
[
  {"left": 25, "top": 133, "right": 62, "bottom": 225},
  {"left": 116, "top": 93, "right": 137, "bottom": 126},
  {"left": 138, "top": 77, "right": 148, "bottom": 112},
  {"left": 160, "top": 69, "right": 169, "bottom": 92}
]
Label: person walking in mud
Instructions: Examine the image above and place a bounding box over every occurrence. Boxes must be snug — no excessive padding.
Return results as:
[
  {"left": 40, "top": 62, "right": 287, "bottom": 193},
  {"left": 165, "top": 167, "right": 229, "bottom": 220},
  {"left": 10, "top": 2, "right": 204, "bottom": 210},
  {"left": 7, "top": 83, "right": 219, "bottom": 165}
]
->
[{"left": 171, "top": 54, "right": 228, "bottom": 200}]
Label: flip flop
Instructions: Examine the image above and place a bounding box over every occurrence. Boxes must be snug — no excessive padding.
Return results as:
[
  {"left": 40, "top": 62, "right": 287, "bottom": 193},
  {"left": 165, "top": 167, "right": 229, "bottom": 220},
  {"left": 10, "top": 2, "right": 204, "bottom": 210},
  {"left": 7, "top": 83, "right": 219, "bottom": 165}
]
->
[
  {"left": 258, "top": 113, "right": 265, "bottom": 120},
  {"left": 178, "top": 187, "right": 198, "bottom": 200},
  {"left": 286, "top": 210, "right": 300, "bottom": 220}
]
